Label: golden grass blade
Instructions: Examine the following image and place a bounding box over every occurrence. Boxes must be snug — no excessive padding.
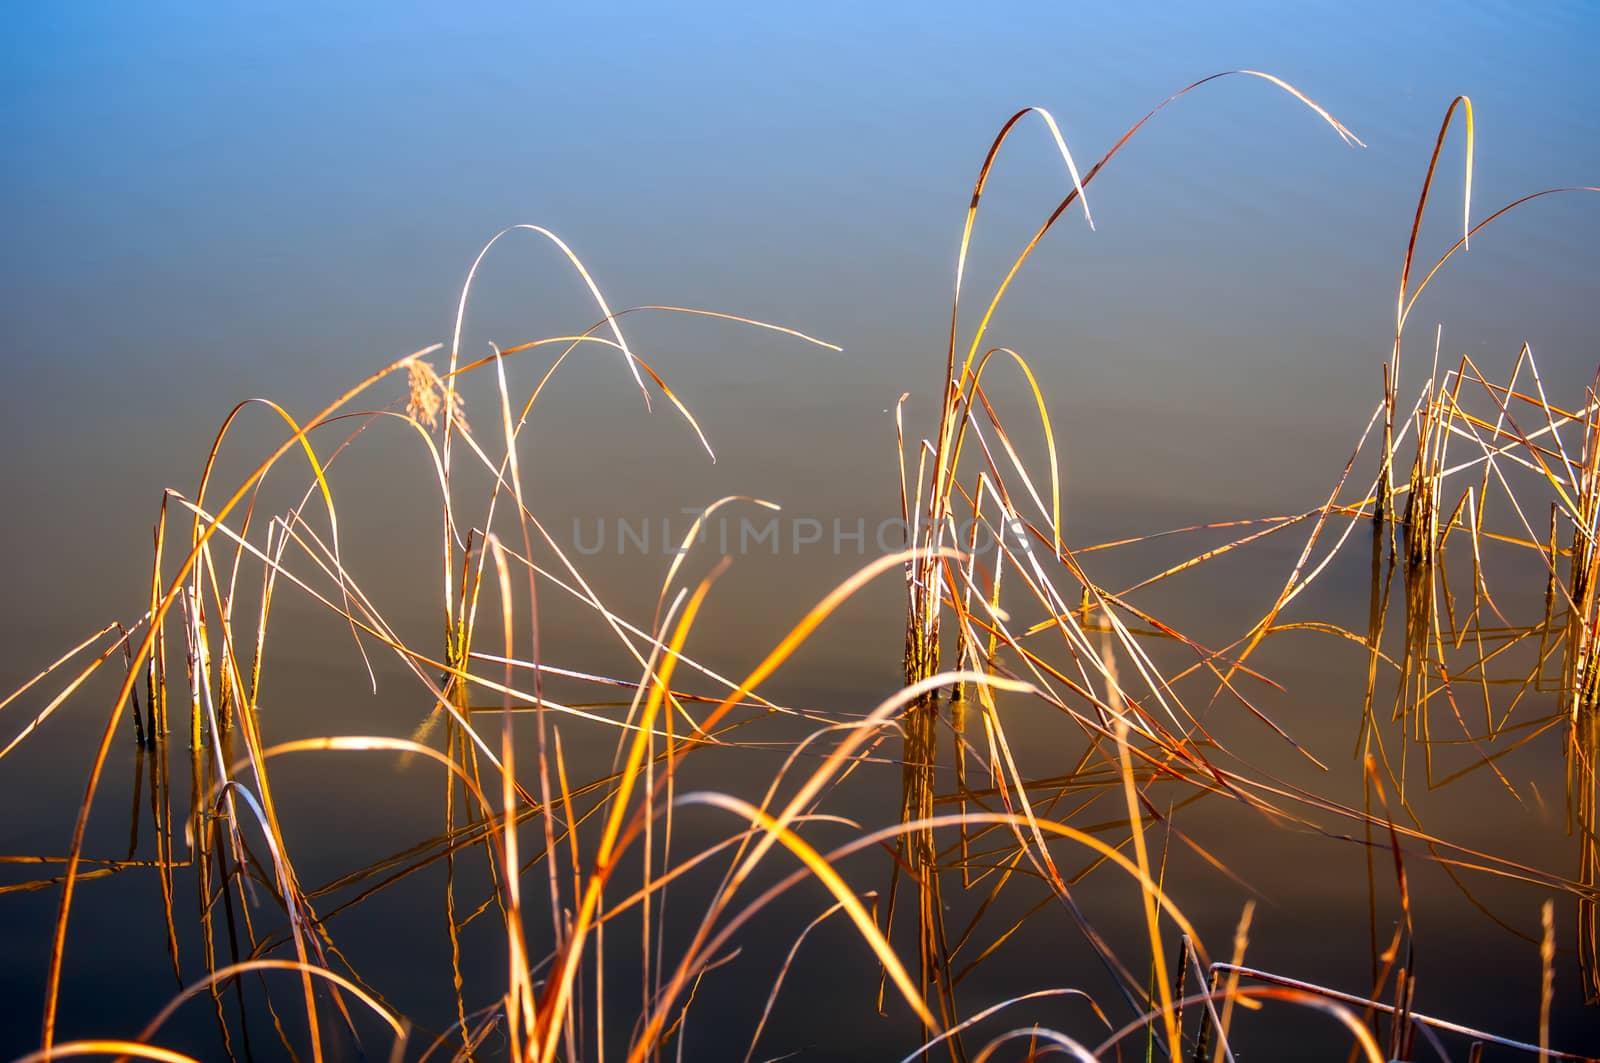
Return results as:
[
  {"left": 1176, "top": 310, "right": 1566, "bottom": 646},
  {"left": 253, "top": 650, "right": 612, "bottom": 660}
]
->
[
  {"left": 0, "top": 623, "right": 118, "bottom": 718},
  {"left": 0, "top": 627, "right": 140, "bottom": 763},
  {"left": 1402, "top": 187, "right": 1600, "bottom": 332},
  {"left": 1542, "top": 898, "right": 1555, "bottom": 1061},
  {"left": 447, "top": 225, "right": 652, "bottom": 424},
  {"left": 898, "top": 988, "right": 1105, "bottom": 1063},
  {"left": 962, "top": 351, "right": 1062, "bottom": 552},
  {"left": 1396, "top": 96, "right": 1475, "bottom": 335},
  {"left": 134, "top": 959, "right": 405, "bottom": 1041},
  {"left": 677, "top": 791, "right": 936, "bottom": 1029},
  {"left": 969, "top": 1027, "right": 1097, "bottom": 1063},
  {"left": 1095, "top": 985, "right": 1387, "bottom": 1063},
  {"left": 1105, "top": 657, "right": 1180, "bottom": 1060},
  {"left": 9, "top": 1042, "right": 206, "bottom": 1063},
  {"left": 474, "top": 536, "right": 531, "bottom": 1055}
]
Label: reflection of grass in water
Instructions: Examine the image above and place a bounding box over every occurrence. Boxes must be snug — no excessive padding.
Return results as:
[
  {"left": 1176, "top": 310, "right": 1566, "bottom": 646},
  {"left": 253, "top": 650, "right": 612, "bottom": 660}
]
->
[{"left": 3, "top": 75, "right": 1600, "bottom": 1063}]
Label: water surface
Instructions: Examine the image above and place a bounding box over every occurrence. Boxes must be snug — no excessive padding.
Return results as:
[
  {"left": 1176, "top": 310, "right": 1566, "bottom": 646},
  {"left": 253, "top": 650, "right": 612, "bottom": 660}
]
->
[{"left": 3, "top": 3, "right": 1600, "bottom": 1059}]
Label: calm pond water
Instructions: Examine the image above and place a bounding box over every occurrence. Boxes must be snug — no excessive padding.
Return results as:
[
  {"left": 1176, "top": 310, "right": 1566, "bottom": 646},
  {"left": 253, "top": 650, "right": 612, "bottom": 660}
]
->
[{"left": 4, "top": 3, "right": 1600, "bottom": 1060}]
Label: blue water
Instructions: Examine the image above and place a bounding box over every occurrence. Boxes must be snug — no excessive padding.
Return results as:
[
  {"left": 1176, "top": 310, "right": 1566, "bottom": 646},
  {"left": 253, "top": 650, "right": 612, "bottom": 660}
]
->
[{"left": 3, "top": 3, "right": 1599, "bottom": 1059}]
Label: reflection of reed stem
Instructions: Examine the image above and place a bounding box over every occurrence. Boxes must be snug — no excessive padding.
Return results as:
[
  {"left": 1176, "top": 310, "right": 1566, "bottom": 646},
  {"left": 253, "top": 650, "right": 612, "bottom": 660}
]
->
[{"left": 899, "top": 595, "right": 966, "bottom": 1056}]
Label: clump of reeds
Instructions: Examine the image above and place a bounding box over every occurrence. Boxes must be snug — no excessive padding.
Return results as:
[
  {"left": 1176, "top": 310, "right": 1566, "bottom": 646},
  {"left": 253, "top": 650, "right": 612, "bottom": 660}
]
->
[{"left": 1563, "top": 380, "right": 1600, "bottom": 1002}]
